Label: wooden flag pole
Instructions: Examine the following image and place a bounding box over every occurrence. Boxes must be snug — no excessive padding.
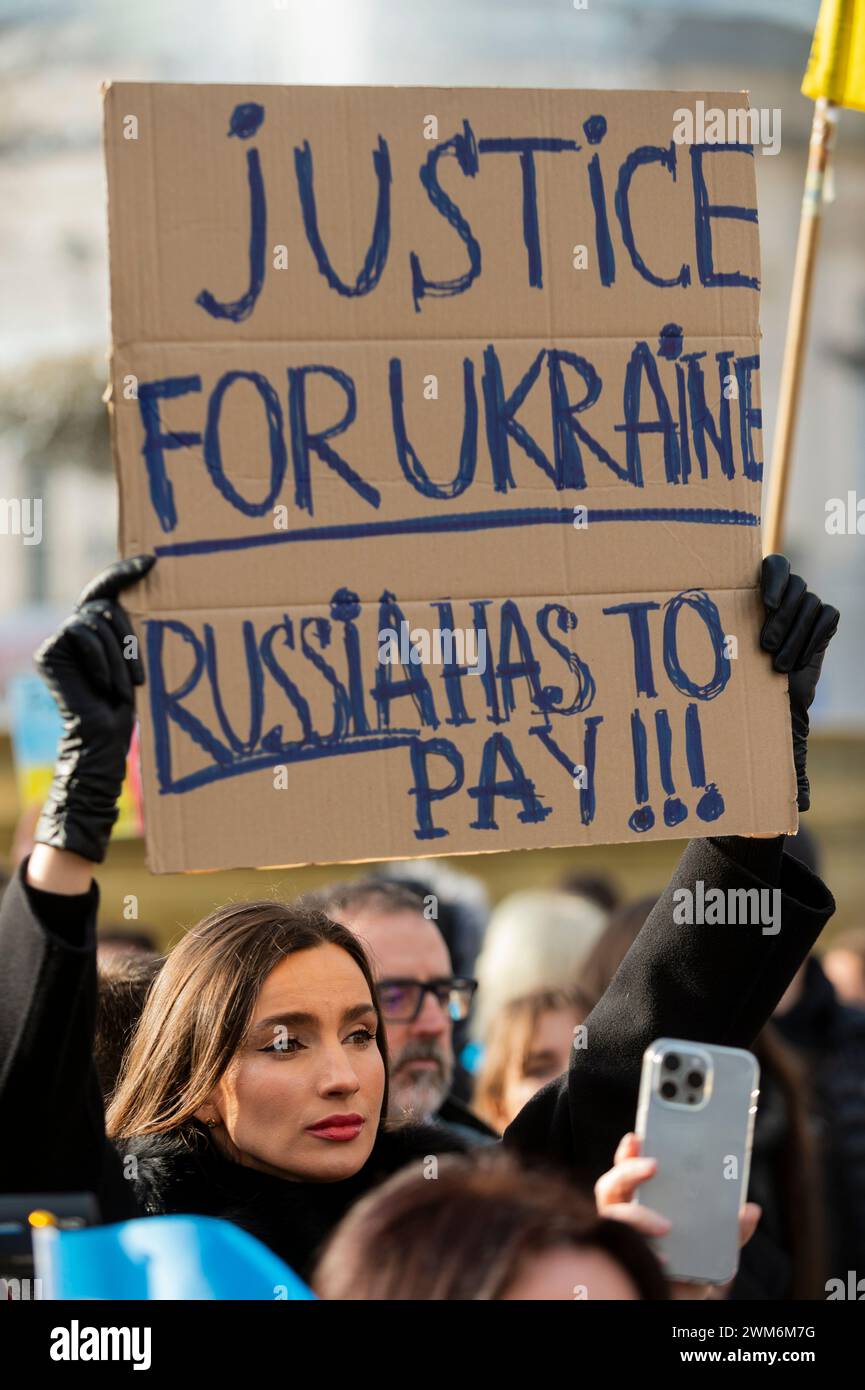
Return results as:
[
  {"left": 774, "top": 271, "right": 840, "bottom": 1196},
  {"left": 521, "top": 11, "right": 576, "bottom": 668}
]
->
[{"left": 764, "top": 98, "right": 838, "bottom": 556}]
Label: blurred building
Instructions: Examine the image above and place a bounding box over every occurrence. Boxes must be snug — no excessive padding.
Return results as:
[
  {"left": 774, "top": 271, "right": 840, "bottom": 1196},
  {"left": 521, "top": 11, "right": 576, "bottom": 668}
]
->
[{"left": 0, "top": 0, "right": 862, "bottom": 725}]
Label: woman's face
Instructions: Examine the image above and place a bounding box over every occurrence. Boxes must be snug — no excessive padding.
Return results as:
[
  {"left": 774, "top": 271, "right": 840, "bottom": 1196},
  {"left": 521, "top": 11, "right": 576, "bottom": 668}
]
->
[
  {"left": 199, "top": 943, "right": 385, "bottom": 1182},
  {"left": 499, "top": 1007, "right": 581, "bottom": 1128}
]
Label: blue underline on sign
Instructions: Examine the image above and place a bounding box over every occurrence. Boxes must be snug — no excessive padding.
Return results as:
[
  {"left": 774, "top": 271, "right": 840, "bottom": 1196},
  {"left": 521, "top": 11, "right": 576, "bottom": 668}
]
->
[
  {"left": 157, "top": 731, "right": 425, "bottom": 796},
  {"left": 153, "top": 506, "right": 761, "bottom": 559}
]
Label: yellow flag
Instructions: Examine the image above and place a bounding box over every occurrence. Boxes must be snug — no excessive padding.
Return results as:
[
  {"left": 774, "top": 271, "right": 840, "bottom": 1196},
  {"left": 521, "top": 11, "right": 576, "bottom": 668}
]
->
[{"left": 802, "top": 0, "right": 865, "bottom": 110}]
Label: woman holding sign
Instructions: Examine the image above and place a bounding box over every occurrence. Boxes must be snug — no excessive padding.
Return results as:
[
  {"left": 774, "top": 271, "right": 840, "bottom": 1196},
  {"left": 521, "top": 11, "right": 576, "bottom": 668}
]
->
[{"left": 0, "top": 553, "right": 839, "bottom": 1290}]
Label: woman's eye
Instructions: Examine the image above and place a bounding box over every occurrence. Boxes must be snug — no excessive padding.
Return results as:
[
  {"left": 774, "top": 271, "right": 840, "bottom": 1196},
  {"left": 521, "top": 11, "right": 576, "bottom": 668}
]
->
[
  {"left": 259, "top": 1037, "right": 301, "bottom": 1054},
  {"left": 258, "top": 1027, "right": 375, "bottom": 1052}
]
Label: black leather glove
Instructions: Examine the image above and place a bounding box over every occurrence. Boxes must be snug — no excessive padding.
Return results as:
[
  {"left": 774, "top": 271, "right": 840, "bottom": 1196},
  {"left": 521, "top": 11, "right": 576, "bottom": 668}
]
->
[
  {"left": 760, "top": 554, "right": 839, "bottom": 813},
  {"left": 33, "top": 555, "right": 155, "bottom": 862}
]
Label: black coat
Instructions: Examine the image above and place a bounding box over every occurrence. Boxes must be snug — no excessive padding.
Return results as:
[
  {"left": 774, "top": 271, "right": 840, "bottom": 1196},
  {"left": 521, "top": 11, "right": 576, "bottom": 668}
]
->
[
  {"left": 124, "top": 1122, "right": 466, "bottom": 1281},
  {"left": 0, "top": 836, "right": 834, "bottom": 1285}
]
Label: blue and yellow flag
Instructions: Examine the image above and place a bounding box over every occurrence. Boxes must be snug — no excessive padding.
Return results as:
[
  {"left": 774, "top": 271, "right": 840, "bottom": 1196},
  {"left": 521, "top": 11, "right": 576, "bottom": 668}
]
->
[
  {"left": 802, "top": 0, "right": 865, "bottom": 111},
  {"left": 34, "top": 1213, "right": 317, "bottom": 1300}
]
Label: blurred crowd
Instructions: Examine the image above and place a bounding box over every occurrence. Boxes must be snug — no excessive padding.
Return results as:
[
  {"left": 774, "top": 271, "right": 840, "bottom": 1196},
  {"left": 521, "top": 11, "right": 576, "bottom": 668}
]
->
[{"left": 4, "top": 819, "right": 861, "bottom": 1301}]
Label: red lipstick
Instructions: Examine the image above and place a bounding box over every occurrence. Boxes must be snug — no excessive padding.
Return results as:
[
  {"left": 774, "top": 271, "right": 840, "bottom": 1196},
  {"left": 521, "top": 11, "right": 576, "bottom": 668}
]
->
[{"left": 306, "top": 1112, "right": 364, "bottom": 1142}]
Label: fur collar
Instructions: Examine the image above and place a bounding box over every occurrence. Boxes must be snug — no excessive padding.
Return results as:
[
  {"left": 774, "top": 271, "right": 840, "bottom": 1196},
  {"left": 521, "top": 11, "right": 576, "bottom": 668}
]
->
[{"left": 122, "top": 1116, "right": 469, "bottom": 1218}]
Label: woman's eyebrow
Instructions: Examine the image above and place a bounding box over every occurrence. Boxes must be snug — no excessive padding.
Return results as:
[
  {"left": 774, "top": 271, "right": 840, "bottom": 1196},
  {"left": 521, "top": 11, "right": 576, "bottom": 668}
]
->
[
  {"left": 253, "top": 1011, "right": 317, "bottom": 1033},
  {"left": 342, "top": 1001, "right": 377, "bottom": 1024},
  {"left": 252, "top": 1002, "right": 376, "bottom": 1033}
]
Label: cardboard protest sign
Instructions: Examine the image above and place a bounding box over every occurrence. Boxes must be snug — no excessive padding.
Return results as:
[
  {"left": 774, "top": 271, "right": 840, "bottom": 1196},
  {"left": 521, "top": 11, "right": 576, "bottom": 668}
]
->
[{"left": 103, "top": 83, "right": 797, "bottom": 872}]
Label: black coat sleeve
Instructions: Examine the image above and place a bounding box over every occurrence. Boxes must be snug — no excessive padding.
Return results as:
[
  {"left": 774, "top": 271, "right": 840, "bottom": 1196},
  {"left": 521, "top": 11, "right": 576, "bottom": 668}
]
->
[
  {"left": 0, "top": 858, "right": 139, "bottom": 1221},
  {"left": 502, "top": 836, "right": 835, "bottom": 1187}
]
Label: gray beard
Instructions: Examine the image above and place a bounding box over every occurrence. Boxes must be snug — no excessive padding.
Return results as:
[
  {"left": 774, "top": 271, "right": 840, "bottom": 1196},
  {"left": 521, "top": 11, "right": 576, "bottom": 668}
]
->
[{"left": 388, "top": 1062, "right": 452, "bottom": 1123}]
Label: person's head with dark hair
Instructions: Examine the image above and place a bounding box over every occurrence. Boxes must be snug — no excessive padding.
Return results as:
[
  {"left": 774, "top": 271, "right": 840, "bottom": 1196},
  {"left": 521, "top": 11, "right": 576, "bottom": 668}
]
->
[
  {"left": 376, "top": 860, "right": 488, "bottom": 976},
  {"left": 474, "top": 986, "right": 589, "bottom": 1133},
  {"left": 98, "top": 927, "right": 159, "bottom": 956},
  {"left": 374, "top": 862, "right": 491, "bottom": 1108},
  {"left": 558, "top": 870, "right": 621, "bottom": 915},
  {"left": 307, "top": 878, "right": 429, "bottom": 922},
  {"left": 307, "top": 878, "right": 464, "bottom": 1125},
  {"left": 107, "top": 900, "right": 390, "bottom": 1184},
  {"left": 577, "top": 896, "right": 658, "bottom": 1008},
  {"left": 95, "top": 949, "right": 164, "bottom": 1100},
  {"left": 313, "top": 1149, "right": 668, "bottom": 1300}
]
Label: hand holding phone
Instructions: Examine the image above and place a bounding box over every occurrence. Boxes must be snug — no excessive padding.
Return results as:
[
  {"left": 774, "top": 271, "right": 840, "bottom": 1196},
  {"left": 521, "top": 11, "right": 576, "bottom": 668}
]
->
[
  {"left": 633, "top": 1038, "right": 760, "bottom": 1285},
  {"left": 595, "top": 1039, "right": 761, "bottom": 1290}
]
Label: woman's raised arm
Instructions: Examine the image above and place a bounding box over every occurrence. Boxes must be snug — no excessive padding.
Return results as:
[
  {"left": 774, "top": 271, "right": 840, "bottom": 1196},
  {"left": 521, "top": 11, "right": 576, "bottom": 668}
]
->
[
  {"left": 0, "top": 556, "right": 153, "bottom": 1216},
  {"left": 502, "top": 559, "right": 839, "bottom": 1186}
]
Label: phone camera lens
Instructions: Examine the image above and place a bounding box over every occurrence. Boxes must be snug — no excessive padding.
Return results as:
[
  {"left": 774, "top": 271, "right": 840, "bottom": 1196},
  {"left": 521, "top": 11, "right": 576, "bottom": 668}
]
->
[
  {"left": 661, "top": 1080, "right": 677, "bottom": 1100},
  {"left": 687, "top": 1071, "right": 703, "bottom": 1089},
  {"left": 663, "top": 1054, "right": 681, "bottom": 1072}
]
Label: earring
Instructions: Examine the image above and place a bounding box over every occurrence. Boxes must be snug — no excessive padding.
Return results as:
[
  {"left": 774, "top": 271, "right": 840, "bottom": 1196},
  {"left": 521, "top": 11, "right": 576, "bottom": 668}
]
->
[{"left": 205, "top": 1118, "right": 218, "bottom": 1129}]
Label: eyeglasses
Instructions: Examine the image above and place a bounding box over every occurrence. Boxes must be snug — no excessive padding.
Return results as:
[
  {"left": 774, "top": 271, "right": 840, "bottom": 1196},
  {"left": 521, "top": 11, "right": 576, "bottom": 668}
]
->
[{"left": 376, "top": 977, "right": 478, "bottom": 1023}]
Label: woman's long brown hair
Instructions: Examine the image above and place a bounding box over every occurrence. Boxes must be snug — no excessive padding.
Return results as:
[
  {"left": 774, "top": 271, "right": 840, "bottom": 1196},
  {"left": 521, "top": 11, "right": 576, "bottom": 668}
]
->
[{"left": 106, "top": 900, "right": 389, "bottom": 1142}]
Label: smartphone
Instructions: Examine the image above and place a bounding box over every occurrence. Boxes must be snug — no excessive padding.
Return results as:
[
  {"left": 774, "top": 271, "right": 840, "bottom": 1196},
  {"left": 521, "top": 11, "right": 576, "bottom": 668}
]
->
[{"left": 634, "top": 1038, "right": 760, "bottom": 1285}]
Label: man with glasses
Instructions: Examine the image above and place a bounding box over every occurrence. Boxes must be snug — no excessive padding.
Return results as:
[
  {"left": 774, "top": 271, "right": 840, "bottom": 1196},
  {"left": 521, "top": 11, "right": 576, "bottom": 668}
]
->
[{"left": 307, "top": 880, "right": 496, "bottom": 1144}]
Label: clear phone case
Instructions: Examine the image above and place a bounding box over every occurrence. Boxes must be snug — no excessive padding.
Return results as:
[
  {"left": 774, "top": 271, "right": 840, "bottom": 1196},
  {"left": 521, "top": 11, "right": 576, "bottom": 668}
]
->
[{"left": 634, "top": 1037, "right": 760, "bottom": 1285}]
